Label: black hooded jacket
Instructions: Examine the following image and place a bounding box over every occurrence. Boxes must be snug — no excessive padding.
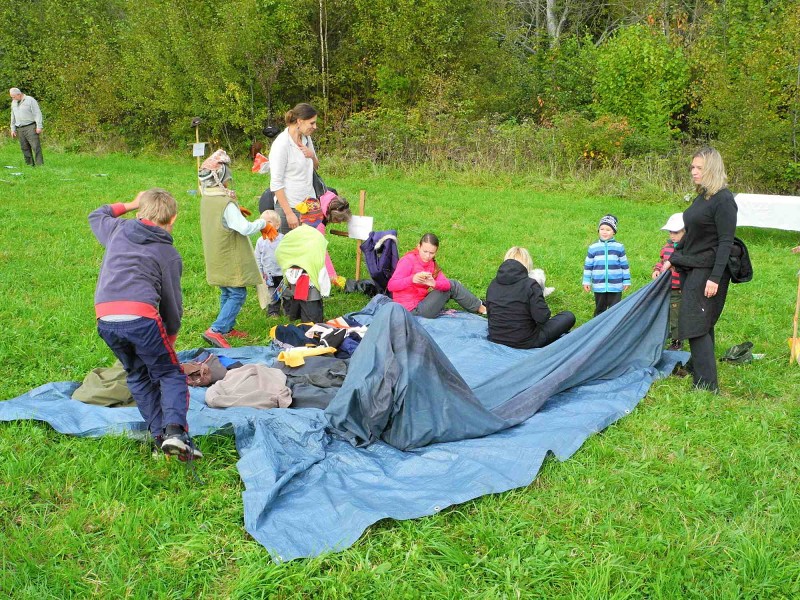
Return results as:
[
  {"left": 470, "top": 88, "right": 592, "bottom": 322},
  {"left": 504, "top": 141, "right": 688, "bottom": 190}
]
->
[{"left": 486, "top": 259, "right": 551, "bottom": 348}]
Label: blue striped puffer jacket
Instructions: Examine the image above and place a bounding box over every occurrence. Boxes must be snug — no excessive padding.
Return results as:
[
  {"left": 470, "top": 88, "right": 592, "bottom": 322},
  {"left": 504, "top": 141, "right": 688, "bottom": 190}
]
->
[{"left": 582, "top": 238, "right": 631, "bottom": 292}]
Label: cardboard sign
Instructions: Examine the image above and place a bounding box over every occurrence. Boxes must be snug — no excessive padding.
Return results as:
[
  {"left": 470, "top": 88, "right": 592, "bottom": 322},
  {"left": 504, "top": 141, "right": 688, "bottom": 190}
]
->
[{"left": 347, "top": 216, "right": 373, "bottom": 241}]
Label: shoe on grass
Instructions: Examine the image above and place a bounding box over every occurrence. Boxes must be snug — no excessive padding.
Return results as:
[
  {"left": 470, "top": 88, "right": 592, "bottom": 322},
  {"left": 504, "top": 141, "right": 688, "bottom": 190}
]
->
[
  {"left": 672, "top": 366, "right": 690, "bottom": 378},
  {"left": 202, "top": 328, "right": 231, "bottom": 349},
  {"left": 668, "top": 339, "right": 683, "bottom": 351},
  {"left": 161, "top": 425, "right": 203, "bottom": 460},
  {"left": 225, "top": 329, "right": 249, "bottom": 339},
  {"left": 151, "top": 434, "right": 164, "bottom": 459}
]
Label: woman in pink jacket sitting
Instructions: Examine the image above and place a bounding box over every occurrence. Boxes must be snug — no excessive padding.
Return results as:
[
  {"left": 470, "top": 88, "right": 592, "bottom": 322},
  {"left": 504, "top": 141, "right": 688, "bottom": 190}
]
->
[{"left": 387, "top": 233, "right": 487, "bottom": 318}]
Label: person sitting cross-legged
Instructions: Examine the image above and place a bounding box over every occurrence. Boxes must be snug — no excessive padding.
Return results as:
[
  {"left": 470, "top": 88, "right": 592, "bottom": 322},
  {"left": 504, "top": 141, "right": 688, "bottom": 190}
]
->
[{"left": 486, "top": 246, "right": 575, "bottom": 349}]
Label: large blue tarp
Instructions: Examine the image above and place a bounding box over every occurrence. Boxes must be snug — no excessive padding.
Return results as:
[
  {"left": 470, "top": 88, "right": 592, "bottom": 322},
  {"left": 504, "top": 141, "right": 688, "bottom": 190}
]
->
[
  {"left": 326, "top": 274, "right": 673, "bottom": 450},
  {"left": 0, "top": 275, "right": 684, "bottom": 561}
]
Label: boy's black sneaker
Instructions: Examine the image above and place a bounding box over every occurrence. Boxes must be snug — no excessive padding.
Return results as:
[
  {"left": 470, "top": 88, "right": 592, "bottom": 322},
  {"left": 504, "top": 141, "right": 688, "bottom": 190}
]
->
[
  {"left": 152, "top": 434, "right": 164, "bottom": 458},
  {"left": 162, "top": 425, "right": 203, "bottom": 460}
]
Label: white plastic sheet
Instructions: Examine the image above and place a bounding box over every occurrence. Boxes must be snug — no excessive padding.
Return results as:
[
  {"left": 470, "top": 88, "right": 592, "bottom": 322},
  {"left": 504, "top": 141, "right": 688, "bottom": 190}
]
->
[{"left": 735, "top": 193, "right": 800, "bottom": 231}]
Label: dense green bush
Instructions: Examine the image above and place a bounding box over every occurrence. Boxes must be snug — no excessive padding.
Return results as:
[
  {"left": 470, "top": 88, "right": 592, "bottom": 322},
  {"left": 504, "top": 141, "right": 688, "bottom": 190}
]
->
[
  {"left": 550, "top": 113, "right": 632, "bottom": 169},
  {"left": 593, "top": 24, "right": 690, "bottom": 150},
  {"left": 2, "top": 0, "right": 798, "bottom": 192},
  {"left": 339, "top": 108, "right": 427, "bottom": 163},
  {"left": 689, "top": 0, "right": 800, "bottom": 192}
]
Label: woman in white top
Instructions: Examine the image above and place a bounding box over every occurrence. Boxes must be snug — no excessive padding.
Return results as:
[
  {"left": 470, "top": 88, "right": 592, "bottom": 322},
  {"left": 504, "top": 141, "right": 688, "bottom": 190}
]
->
[{"left": 269, "top": 103, "right": 319, "bottom": 233}]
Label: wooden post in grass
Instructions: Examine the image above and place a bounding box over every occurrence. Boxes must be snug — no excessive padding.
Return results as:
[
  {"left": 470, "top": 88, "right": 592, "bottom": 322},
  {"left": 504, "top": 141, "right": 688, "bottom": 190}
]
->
[
  {"left": 191, "top": 117, "right": 206, "bottom": 195},
  {"left": 329, "top": 189, "right": 368, "bottom": 281},
  {"left": 195, "top": 125, "right": 201, "bottom": 191},
  {"left": 791, "top": 274, "right": 800, "bottom": 365},
  {"left": 355, "top": 189, "right": 366, "bottom": 280}
]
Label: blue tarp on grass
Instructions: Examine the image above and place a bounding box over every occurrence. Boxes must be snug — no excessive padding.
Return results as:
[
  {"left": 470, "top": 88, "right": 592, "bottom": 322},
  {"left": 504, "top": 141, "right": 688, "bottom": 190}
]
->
[{"left": 0, "top": 275, "right": 684, "bottom": 560}]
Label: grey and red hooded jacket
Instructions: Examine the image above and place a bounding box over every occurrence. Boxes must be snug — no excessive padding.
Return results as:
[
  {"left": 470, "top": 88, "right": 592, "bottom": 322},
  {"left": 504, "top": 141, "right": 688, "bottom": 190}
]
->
[{"left": 89, "top": 203, "right": 183, "bottom": 340}]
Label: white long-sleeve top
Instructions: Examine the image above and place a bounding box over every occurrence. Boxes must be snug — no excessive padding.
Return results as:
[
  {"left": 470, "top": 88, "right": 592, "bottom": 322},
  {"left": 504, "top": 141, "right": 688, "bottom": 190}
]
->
[
  {"left": 222, "top": 203, "right": 265, "bottom": 236},
  {"left": 268, "top": 128, "right": 316, "bottom": 207},
  {"left": 255, "top": 233, "right": 284, "bottom": 277},
  {"left": 10, "top": 95, "right": 43, "bottom": 131}
]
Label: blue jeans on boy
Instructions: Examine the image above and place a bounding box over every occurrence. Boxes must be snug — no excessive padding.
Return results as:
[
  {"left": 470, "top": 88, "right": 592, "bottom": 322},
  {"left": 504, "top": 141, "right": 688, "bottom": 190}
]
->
[
  {"left": 211, "top": 286, "right": 247, "bottom": 333},
  {"left": 97, "top": 317, "right": 189, "bottom": 437}
]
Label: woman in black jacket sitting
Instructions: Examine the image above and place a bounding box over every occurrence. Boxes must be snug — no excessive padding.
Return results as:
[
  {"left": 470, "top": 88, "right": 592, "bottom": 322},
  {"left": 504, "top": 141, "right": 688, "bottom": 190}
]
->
[{"left": 486, "top": 247, "right": 575, "bottom": 349}]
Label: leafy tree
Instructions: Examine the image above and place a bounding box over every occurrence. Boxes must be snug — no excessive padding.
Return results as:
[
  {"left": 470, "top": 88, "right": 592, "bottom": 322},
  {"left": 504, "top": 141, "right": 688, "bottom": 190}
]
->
[
  {"left": 689, "top": 0, "right": 800, "bottom": 191},
  {"left": 593, "top": 23, "right": 690, "bottom": 151}
]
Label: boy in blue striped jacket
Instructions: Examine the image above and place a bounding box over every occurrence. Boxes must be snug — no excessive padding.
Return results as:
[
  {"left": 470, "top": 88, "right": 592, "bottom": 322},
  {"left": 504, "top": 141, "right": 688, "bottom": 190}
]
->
[{"left": 582, "top": 214, "right": 631, "bottom": 316}]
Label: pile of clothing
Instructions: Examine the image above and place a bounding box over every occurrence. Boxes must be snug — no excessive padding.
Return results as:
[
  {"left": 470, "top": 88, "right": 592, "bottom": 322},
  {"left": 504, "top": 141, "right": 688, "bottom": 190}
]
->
[
  {"left": 73, "top": 316, "right": 369, "bottom": 412},
  {"left": 266, "top": 315, "right": 369, "bottom": 409}
]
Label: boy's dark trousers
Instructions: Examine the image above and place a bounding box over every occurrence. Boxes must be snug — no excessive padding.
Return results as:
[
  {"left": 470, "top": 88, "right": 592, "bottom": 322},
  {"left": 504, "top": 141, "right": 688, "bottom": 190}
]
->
[
  {"left": 282, "top": 275, "right": 324, "bottom": 323},
  {"left": 284, "top": 298, "right": 324, "bottom": 323},
  {"left": 669, "top": 289, "right": 682, "bottom": 340},
  {"left": 97, "top": 317, "right": 189, "bottom": 436},
  {"left": 268, "top": 275, "right": 284, "bottom": 316},
  {"left": 593, "top": 292, "right": 622, "bottom": 316}
]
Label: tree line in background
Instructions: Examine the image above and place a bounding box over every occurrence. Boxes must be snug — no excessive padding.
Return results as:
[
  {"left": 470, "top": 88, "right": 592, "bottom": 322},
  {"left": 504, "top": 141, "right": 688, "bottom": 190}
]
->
[{"left": 1, "top": 0, "right": 798, "bottom": 192}]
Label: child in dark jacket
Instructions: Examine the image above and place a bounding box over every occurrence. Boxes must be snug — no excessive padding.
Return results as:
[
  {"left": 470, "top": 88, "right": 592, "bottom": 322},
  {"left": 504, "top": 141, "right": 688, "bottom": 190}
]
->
[
  {"left": 89, "top": 189, "right": 201, "bottom": 460},
  {"left": 651, "top": 212, "right": 685, "bottom": 350},
  {"left": 486, "top": 247, "right": 576, "bottom": 349}
]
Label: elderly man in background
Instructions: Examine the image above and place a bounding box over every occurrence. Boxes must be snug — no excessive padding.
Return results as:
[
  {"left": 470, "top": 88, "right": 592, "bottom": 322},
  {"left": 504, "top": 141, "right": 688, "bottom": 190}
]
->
[{"left": 9, "top": 87, "right": 44, "bottom": 166}]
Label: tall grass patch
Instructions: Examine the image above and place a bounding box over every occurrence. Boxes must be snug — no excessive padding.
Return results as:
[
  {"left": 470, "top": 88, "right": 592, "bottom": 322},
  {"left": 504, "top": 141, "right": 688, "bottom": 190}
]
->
[{"left": 1, "top": 144, "right": 799, "bottom": 597}]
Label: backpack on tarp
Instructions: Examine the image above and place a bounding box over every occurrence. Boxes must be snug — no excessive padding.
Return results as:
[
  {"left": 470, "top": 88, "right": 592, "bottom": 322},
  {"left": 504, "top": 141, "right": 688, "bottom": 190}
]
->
[
  {"left": 182, "top": 352, "right": 228, "bottom": 387},
  {"left": 360, "top": 230, "right": 399, "bottom": 294},
  {"left": 72, "top": 361, "right": 135, "bottom": 407}
]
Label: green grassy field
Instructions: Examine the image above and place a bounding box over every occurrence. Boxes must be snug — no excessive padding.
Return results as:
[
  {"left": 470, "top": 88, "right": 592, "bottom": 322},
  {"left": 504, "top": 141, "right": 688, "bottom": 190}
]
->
[{"left": 1, "top": 142, "right": 799, "bottom": 598}]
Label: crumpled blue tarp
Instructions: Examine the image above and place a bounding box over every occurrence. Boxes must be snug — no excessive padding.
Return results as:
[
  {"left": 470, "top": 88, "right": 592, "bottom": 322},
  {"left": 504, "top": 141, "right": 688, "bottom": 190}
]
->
[
  {"left": 326, "top": 274, "right": 672, "bottom": 449},
  {"left": 0, "top": 275, "right": 685, "bottom": 561}
]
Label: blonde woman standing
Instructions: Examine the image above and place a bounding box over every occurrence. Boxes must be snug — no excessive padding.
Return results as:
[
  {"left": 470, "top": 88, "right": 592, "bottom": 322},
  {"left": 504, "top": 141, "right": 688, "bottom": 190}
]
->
[{"left": 662, "top": 147, "right": 738, "bottom": 392}]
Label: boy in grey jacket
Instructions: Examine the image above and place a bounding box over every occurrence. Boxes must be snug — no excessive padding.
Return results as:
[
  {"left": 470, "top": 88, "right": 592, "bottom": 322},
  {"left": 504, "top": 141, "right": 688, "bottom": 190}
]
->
[{"left": 90, "top": 189, "right": 201, "bottom": 460}]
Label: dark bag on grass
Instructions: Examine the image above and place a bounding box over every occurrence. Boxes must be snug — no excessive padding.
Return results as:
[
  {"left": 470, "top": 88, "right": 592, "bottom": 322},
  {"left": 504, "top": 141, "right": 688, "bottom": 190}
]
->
[
  {"left": 344, "top": 278, "right": 379, "bottom": 298},
  {"left": 720, "top": 341, "right": 753, "bottom": 363}
]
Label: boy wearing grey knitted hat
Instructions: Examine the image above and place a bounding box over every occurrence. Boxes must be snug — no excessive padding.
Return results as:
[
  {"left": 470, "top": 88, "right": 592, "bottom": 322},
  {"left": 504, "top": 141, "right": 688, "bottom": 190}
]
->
[{"left": 582, "top": 214, "right": 631, "bottom": 316}]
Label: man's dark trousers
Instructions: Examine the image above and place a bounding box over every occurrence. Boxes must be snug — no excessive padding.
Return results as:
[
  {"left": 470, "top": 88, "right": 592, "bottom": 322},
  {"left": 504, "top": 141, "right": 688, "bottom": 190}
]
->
[{"left": 16, "top": 124, "right": 43, "bottom": 166}]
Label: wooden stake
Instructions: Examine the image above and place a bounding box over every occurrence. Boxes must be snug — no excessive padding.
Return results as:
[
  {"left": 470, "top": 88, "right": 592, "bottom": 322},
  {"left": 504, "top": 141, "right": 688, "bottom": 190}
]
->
[
  {"left": 195, "top": 125, "right": 202, "bottom": 194},
  {"left": 791, "top": 274, "right": 800, "bottom": 365},
  {"left": 355, "top": 190, "right": 366, "bottom": 280}
]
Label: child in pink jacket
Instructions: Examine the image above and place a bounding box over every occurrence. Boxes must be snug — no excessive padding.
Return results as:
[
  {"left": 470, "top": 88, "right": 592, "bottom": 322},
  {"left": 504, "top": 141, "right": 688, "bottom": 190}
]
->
[{"left": 387, "top": 233, "right": 486, "bottom": 318}]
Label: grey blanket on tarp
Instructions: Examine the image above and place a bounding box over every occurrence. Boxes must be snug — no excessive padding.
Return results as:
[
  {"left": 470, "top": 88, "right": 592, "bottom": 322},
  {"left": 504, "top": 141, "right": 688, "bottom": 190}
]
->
[{"left": 327, "top": 273, "right": 672, "bottom": 450}]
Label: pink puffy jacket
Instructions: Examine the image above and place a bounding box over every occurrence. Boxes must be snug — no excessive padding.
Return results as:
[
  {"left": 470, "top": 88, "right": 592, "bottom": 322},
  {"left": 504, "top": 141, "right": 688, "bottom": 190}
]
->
[{"left": 386, "top": 249, "right": 450, "bottom": 311}]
